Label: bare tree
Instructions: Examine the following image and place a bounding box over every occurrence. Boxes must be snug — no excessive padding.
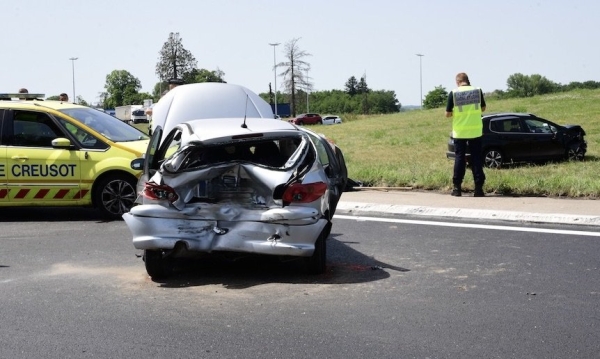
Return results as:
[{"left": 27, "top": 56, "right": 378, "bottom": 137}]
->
[
  {"left": 277, "top": 38, "right": 312, "bottom": 116},
  {"left": 155, "top": 32, "right": 197, "bottom": 81}
]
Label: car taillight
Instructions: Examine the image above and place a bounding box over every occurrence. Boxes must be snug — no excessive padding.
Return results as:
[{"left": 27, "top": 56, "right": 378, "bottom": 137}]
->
[
  {"left": 282, "top": 182, "right": 327, "bottom": 203},
  {"left": 142, "top": 182, "right": 179, "bottom": 202}
]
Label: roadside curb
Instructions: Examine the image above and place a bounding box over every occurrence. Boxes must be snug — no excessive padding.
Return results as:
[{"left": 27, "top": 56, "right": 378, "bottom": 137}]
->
[{"left": 336, "top": 201, "right": 600, "bottom": 227}]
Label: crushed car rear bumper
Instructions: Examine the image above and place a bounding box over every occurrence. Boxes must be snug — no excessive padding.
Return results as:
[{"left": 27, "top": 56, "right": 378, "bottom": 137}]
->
[{"left": 123, "top": 204, "right": 328, "bottom": 257}]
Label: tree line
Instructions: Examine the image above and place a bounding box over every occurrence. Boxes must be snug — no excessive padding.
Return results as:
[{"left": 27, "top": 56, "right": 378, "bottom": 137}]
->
[
  {"left": 90, "top": 33, "right": 400, "bottom": 115},
  {"left": 422, "top": 73, "right": 600, "bottom": 110}
]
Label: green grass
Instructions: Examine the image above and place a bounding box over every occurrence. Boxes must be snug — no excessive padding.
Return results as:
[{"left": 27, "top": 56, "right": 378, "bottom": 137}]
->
[
  {"left": 134, "top": 89, "right": 600, "bottom": 198},
  {"left": 315, "top": 89, "right": 600, "bottom": 198}
]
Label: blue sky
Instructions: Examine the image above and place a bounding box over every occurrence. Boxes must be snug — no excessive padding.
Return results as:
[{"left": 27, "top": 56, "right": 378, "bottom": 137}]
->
[{"left": 3, "top": 0, "right": 598, "bottom": 107}]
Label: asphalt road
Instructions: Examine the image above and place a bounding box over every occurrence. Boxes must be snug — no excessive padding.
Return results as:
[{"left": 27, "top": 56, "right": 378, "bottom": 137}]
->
[{"left": 1, "top": 207, "right": 599, "bottom": 358}]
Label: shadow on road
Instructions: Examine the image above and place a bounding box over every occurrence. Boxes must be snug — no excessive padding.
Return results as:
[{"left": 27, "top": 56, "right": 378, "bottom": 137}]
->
[
  {"left": 0, "top": 207, "right": 113, "bottom": 223},
  {"left": 151, "top": 234, "right": 410, "bottom": 289}
]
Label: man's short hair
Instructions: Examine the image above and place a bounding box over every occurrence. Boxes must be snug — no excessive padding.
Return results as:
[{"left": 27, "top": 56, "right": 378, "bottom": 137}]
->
[
  {"left": 455, "top": 73, "right": 470, "bottom": 85},
  {"left": 60, "top": 93, "right": 68, "bottom": 97},
  {"left": 18, "top": 88, "right": 28, "bottom": 94}
]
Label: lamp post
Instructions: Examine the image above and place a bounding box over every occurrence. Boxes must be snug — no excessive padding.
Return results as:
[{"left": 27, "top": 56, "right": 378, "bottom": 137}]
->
[
  {"left": 416, "top": 54, "right": 424, "bottom": 108},
  {"left": 69, "top": 57, "right": 78, "bottom": 103},
  {"left": 268, "top": 43, "right": 280, "bottom": 117}
]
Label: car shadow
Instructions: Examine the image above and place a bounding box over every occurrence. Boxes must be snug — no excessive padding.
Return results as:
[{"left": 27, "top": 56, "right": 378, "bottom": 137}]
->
[
  {"left": 151, "top": 234, "right": 410, "bottom": 289},
  {"left": 0, "top": 207, "right": 115, "bottom": 223}
]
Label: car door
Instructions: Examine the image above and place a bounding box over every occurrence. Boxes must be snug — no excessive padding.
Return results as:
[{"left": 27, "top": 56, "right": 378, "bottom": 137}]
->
[
  {"left": 489, "top": 117, "right": 532, "bottom": 161},
  {"left": 0, "top": 109, "right": 8, "bottom": 203},
  {"left": 305, "top": 132, "right": 348, "bottom": 216},
  {"left": 5, "top": 110, "right": 82, "bottom": 205},
  {"left": 523, "top": 118, "right": 565, "bottom": 159}
]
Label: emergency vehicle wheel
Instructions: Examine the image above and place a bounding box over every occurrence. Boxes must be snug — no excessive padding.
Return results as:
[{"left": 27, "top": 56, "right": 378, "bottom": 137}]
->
[{"left": 93, "top": 174, "right": 137, "bottom": 219}]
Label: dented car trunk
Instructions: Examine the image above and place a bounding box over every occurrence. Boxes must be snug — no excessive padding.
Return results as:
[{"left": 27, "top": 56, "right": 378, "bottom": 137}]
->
[{"left": 123, "top": 132, "right": 330, "bottom": 257}]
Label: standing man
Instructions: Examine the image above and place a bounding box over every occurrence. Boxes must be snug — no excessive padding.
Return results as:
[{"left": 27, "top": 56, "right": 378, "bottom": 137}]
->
[{"left": 445, "top": 72, "right": 486, "bottom": 197}]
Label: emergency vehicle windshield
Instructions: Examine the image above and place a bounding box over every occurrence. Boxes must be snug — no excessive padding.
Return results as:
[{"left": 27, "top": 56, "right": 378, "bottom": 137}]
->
[{"left": 59, "top": 108, "right": 149, "bottom": 142}]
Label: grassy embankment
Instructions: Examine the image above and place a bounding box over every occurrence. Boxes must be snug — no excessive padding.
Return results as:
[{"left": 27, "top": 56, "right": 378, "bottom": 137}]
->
[
  {"left": 135, "top": 89, "right": 600, "bottom": 198},
  {"left": 315, "top": 89, "right": 600, "bottom": 198}
]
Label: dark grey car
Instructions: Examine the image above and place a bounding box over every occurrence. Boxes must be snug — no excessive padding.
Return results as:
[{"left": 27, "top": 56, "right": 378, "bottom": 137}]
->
[{"left": 446, "top": 113, "right": 587, "bottom": 168}]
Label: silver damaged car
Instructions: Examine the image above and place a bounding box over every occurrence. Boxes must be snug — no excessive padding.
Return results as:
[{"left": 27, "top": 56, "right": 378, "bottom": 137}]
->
[{"left": 123, "top": 85, "right": 347, "bottom": 279}]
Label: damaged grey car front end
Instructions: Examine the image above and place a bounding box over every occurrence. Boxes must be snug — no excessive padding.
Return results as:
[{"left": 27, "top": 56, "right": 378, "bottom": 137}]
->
[{"left": 123, "top": 117, "right": 347, "bottom": 279}]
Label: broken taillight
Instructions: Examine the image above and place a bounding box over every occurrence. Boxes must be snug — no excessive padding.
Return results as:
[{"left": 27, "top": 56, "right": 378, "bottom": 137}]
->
[
  {"left": 141, "top": 182, "right": 179, "bottom": 202},
  {"left": 281, "top": 182, "right": 327, "bottom": 203}
]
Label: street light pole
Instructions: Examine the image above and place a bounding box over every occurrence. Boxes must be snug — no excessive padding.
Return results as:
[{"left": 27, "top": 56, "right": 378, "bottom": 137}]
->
[
  {"left": 416, "top": 54, "right": 424, "bottom": 108},
  {"left": 268, "top": 43, "right": 280, "bottom": 117},
  {"left": 69, "top": 57, "right": 78, "bottom": 103}
]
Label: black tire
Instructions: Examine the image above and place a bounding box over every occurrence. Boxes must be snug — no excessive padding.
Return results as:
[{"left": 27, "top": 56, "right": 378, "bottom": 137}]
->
[
  {"left": 317, "top": 120, "right": 323, "bottom": 125},
  {"left": 93, "top": 174, "right": 137, "bottom": 219},
  {"left": 566, "top": 146, "right": 585, "bottom": 161},
  {"left": 483, "top": 148, "right": 503, "bottom": 169},
  {"left": 305, "top": 224, "right": 329, "bottom": 274},
  {"left": 298, "top": 120, "right": 304, "bottom": 126},
  {"left": 144, "top": 250, "right": 173, "bottom": 279}
]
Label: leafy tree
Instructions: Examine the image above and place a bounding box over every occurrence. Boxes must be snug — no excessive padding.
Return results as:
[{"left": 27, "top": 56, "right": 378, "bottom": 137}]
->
[
  {"left": 183, "top": 68, "right": 226, "bottom": 84},
  {"left": 356, "top": 76, "right": 369, "bottom": 94},
  {"left": 76, "top": 96, "right": 88, "bottom": 106},
  {"left": 423, "top": 85, "right": 448, "bottom": 109},
  {"left": 155, "top": 32, "right": 197, "bottom": 82},
  {"left": 506, "top": 73, "right": 557, "bottom": 97},
  {"left": 103, "top": 70, "right": 142, "bottom": 108},
  {"left": 278, "top": 38, "right": 312, "bottom": 116},
  {"left": 46, "top": 95, "right": 60, "bottom": 100},
  {"left": 345, "top": 76, "right": 358, "bottom": 96}
]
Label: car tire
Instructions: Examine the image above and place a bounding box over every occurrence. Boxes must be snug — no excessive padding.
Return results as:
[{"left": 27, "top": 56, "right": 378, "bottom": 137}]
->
[
  {"left": 483, "top": 149, "right": 503, "bottom": 169},
  {"left": 144, "top": 250, "right": 173, "bottom": 279},
  {"left": 317, "top": 120, "right": 323, "bottom": 125},
  {"left": 566, "top": 146, "right": 585, "bottom": 161},
  {"left": 298, "top": 120, "right": 304, "bottom": 126},
  {"left": 93, "top": 173, "right": 138, "bottom": 219},
  {"left": 305, "top": 223, "right": 330, "bottom": 275}
]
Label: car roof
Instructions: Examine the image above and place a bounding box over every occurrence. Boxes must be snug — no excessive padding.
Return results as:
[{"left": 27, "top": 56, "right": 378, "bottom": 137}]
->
[
  {"left": 483, "top": 112, "right": 536, "bottom": 119},
  {"left": 183, "top": 117, "right": 300, "bottom": 143},
  {"left": 151, "top": 83, "right": 274, "bottom": 134}
]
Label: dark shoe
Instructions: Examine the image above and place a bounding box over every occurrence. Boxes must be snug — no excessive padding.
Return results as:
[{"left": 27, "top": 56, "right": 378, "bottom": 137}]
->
[
  {"left": 451, "top": 187, "right": 462, "bottom": 197},
  {"left": 474, "top": 186, "right": 485, "bottom": 197}
]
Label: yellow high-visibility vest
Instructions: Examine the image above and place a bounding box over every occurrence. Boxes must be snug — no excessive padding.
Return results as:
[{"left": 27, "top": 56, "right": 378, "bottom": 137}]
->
[{"left": 452, "top": 85, "right": 483, "bottom": 139}]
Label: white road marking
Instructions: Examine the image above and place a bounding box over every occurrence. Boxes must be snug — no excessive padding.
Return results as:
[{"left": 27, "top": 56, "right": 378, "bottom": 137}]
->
[{"left": 334, "top": 214, "right": 600, "bottom": 237}]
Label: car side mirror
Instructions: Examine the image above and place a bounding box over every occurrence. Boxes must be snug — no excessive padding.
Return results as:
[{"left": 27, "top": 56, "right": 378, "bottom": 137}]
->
[
  {"left": 51, "top": 138, "right": 72, "bottom": 148},
  {"left": 130, "top": 158, "right": 145, "bottom": 170}
]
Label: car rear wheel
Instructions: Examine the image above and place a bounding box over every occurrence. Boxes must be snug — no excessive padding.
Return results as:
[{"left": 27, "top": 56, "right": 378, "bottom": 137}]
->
[
  {"left": 305, "top": 222, "right": 330, "bottom": 274},
  {"left": 483, "top": 149, "right": 503, "bottom": 169},
  {"left": 144, "top": 250, "right": 173, "bottom": 279},
  {"left": 317, "top": 120, "right": 323, "bottom": 125},
  {"left": 93, "top": 174, "right": 137, "bottom": 219}
]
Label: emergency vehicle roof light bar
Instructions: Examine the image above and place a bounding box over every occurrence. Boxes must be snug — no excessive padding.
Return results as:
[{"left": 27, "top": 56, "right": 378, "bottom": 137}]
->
[{"left": 0, "top": 93, "right": 45, "bottom": 100}]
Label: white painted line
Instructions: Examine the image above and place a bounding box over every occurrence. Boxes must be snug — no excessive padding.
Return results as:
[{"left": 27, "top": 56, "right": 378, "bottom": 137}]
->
[{"left": 334, "top": 214, "right": 600, "bottom": 237}]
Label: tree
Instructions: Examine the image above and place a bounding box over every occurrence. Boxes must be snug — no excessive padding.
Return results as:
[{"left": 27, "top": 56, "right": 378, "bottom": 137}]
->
[
  {"left": 345, "top": 76, "right": 358, "bottom": 96},
  {"left": 277, "top": 38, "right": 312, "bottom": 117},
  {"left": 423, "top": 86, "right": 448, "bottom": 109},
  {"left": 103, "top": 70, "right": 142, "bottom": 108},
  {"left": 76, "top": 96, "right": 88, "bottom": 106},
  {"left": 155, "top": 32, "right": 197, "bottom": 81},
  {"left": 183, "top": 68, "right": 226, "bottom": 84},
  {"left": 506, "top": 73, "right": 557, "bottom": 97}
]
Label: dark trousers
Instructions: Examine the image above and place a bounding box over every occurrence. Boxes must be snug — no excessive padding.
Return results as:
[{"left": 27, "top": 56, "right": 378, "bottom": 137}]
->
[{"left": 453, "top": 137, "right": 485, "bottom": 187}]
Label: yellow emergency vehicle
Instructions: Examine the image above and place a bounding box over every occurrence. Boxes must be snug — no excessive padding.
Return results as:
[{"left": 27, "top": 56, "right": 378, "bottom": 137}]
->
[{"left": 0, "top": 93, "right": 149, "bottom": 219}]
